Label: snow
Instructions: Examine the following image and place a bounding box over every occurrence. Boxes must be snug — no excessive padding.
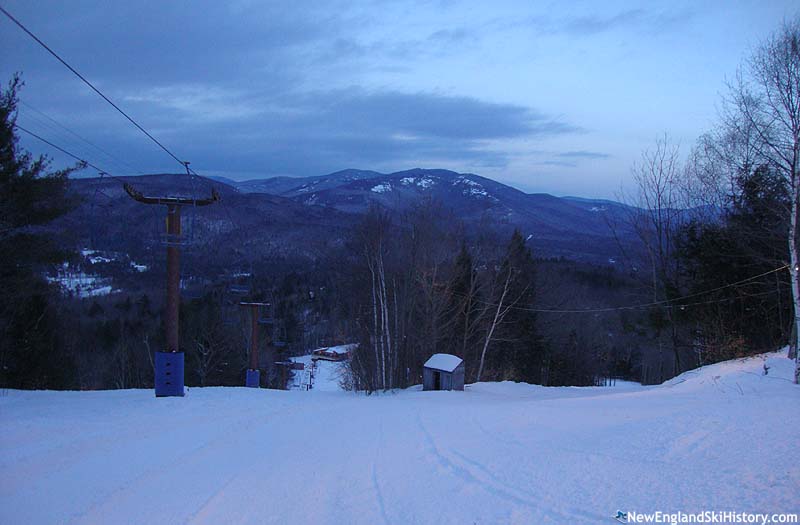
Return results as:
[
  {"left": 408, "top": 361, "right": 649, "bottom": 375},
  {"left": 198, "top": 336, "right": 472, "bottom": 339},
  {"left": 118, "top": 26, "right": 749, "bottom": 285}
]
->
[
  {"left": 2, "top": 352, "right": 798, "bottom": 524},
  {"left": 319, "top": 343, "right": 357, "bottom": 356},
  {"left": 47, "top": 271, "right": 116, "bottom": 297},
  {"left": 400, "top": 177, "right": 435, "bottom": 189},
  {"left": 81, "top": 249, "right": 113, "bottom": 265},
  {"left": 453, "top": 175, "right": 481, "bottom": 187},
  {"left": 451, "top": 176, "right": 496, "bottom": 200},
  {"left": 288, "top": 345, "right": 355, "bottom": 391},
  {"left": 288, "top": 355, "right": 347, "bottom": 392},
  {"left": 424, "top": 353, "right": 463, "bottom": 372},
  {"left": 466, "top": 187, "right": 488, "bottom": 197},
  {"left": 371, "top": 183, "right": 392, "bottom": 193}
]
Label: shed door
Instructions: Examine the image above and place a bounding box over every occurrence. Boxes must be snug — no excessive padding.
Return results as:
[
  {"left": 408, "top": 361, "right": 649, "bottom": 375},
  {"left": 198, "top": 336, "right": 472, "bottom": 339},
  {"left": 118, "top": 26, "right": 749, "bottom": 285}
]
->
[
  {"left": 442, "top": 373, "right": 451, "bottom": 390},
  {"left": 433, "top": 371, "right": 441, "bottom": 390}
]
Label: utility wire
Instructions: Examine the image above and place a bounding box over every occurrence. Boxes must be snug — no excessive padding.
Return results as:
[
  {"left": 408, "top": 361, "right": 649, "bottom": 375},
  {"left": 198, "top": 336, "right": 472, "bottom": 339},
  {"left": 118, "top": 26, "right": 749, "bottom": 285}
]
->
[
  {"left": 458, "top": 264, "right": 790, "bottom": 314},
  {"left": 1, "top": 4, "right": 187, "bottom": 169}
]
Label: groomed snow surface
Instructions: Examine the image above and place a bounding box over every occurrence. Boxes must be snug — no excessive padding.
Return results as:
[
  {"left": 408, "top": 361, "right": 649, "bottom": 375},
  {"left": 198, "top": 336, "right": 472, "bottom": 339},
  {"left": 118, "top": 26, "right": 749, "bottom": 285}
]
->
[{"left": 2, "top": 353, "right": 799, "bottom": 524}]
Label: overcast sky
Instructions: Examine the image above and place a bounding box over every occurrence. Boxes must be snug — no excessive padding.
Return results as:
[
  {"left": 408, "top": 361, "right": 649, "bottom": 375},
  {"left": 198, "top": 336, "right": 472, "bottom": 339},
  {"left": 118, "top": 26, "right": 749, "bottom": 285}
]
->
[{"left": 1, "top": 0, "right": 796, "bottom": 198}]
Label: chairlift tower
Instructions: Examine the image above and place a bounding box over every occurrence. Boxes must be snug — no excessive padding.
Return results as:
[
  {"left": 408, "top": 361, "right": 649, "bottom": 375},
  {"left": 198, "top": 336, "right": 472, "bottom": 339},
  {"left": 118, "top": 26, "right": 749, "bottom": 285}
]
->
[
  {"left": 124, "top": 182, "right": 219, "bottom": 397},
  {"left": 240, "top": 302, "right": 272, "bottom": 388}
]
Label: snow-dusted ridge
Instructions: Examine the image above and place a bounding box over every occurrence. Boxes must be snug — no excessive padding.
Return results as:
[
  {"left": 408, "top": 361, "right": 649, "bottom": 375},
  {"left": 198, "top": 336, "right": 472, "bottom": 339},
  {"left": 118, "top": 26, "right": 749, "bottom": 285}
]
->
[
  {"left": 2, "top": 352, "right": 796, "bottom": 523},
  {"left": 370, "top": 182, "right": 392, "bottom": 193}
]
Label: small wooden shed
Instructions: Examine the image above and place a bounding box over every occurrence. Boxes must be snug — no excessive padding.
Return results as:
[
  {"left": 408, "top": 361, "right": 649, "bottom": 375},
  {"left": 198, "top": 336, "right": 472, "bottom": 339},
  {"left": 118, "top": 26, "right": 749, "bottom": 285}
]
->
[{"left": 423, "top": 354, "right": 465, "bottom": 391}]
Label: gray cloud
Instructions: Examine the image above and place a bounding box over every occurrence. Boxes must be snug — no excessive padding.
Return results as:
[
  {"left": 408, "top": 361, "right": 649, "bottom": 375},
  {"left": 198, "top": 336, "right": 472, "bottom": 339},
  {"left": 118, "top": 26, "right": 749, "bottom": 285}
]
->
[
  {"left": 539, "top": 160, "right": 577, "bottom": 168},
  {"left": 557, "top": 151, "right": 610, "bottom": 159},
  {"left": 312, "top": 26, "right": 478, "bottom": 67},
  {"left": 112, "top": 88, "right": 574, "bottom": 176},
  {"left": 559, "top": 9, "right": 647, "bottom": 35},
  {"left": 498, "top": 7, "right": 694, "bottom": 37},
  {"left": 1, "top": 0, "right": 580, "bottom": 180}
]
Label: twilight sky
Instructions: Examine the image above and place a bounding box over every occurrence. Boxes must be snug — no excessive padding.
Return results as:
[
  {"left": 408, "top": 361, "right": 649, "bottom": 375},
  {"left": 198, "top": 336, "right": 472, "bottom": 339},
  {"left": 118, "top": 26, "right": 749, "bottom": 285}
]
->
[{"left": 1, "top": 0, "right": 796, "bottom": 198}]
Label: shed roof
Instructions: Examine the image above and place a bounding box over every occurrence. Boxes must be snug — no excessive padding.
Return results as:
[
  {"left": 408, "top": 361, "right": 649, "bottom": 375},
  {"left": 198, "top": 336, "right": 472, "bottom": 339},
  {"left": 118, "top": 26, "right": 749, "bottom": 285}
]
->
[
  {"left": 312, "top": 343, "right": 357, "bottom": 356},
  {"left": 423, "top": 353, "right": 463, "bottom": 373}
]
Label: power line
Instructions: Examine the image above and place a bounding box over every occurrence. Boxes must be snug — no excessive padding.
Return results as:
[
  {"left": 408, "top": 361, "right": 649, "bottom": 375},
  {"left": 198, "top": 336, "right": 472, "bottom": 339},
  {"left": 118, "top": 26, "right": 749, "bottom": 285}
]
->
[
  {"left": 459, "top": 264, "right": 790, "bottom": 314},
  {"left": 0, "top": 4, "right": 187, "bottom": 169}
]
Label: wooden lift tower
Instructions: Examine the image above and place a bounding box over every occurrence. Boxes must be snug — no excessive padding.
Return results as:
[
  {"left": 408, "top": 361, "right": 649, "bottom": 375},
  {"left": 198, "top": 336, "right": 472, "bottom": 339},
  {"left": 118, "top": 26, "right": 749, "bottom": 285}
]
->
[
  {"left": 125, "top": 182, "right": 219, "bottom": 396},
  {"left": 240, "top": 302, "right": 272, "bottom": 388}
]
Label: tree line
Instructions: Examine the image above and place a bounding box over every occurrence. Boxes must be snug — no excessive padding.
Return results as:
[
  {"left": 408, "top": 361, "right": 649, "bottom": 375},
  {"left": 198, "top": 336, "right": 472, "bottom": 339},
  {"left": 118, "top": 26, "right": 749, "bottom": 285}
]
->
[
  {"left": 608, "top": 18, "right": 800, "bottom": 383},
  {"left": 2, "top": 18, "right": 799, "bottom": 391},
  {"left": 341, "top": 203, "right": 546, "bottom": 391}
]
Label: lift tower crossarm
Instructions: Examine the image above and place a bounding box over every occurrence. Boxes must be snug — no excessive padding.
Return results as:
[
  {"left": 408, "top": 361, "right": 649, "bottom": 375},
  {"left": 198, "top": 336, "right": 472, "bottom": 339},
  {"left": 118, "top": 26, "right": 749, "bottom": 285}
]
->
[{"left": 124, "top": 183, "right": 219, "bottom": 206}]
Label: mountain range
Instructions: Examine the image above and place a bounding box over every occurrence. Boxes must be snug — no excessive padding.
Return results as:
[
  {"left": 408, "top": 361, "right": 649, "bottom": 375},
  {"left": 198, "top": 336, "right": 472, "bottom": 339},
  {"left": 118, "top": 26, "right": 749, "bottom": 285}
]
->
[
  {"left": 62, "top": 168, "right": 634, "bottom": 281},
  {"left": 212, "top": 168, "right": 633, "bottom": 260}
]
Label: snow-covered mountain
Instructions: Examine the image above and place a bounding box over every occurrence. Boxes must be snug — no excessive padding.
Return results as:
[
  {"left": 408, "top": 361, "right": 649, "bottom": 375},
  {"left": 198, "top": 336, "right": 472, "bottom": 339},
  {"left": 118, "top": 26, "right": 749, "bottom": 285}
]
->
[
  {"left": 234, "top": 169, "right": 383, "bottom": 195},
  {"left": 64, "top": 169, "right": 635, "bottom": 265},
  {"left": 229, "top": 168, "right": 634, "bottom": 260}
]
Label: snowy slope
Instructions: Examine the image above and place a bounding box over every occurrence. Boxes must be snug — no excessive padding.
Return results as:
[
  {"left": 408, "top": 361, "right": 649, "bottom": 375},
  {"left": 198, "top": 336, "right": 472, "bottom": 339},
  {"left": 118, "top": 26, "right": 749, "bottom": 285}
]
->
[
  {"left": 1, "top": 353, "right": 798, "bottom": 524},
  {"left": 288, "top": 354, "right": 347, "bottom": 392}
]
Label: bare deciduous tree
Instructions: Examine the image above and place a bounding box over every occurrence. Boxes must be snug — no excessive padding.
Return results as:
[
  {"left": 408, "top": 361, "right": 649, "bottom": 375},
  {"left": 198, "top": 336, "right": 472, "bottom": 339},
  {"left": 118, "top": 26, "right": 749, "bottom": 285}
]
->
[
  {"left": 476, "top": 266, "right": 514, "bottom": 382},
  {"left": 727, "top": 19, "right": 800, "bottom": 382},
  {"left": 620, "top": 135, "right": 687, "bottom": 379}
]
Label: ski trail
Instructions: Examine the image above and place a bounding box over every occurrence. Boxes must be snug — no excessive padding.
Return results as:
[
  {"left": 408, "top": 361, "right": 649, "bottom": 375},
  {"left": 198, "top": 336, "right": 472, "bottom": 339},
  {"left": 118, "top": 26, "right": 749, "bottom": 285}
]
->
[
  {"left": 415, "top": 412, "right": 592, "bottom": 524},
  {"left": 70, "top": 404, "right": 294, "bottom": 524},
  {"left": 184, "top": 472, "right": 241, "bottom": 525},
  {"left": 371, "top": 417, "right": 390, "bottom": 525},
  {"left": 2, "top": 397, "right": 275, "bottom": 497}
]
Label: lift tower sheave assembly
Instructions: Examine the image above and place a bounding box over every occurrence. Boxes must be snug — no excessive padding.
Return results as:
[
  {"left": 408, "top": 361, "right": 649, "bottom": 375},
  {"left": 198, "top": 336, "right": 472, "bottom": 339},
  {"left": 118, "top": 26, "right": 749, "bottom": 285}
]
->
[{"left": 124, "top": 182, "right": 219, "bottom": 397}]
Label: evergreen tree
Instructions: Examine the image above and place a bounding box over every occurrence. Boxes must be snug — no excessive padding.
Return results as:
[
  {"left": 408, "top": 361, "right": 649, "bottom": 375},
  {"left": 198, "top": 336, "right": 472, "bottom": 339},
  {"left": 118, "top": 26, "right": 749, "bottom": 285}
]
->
[
  {"left": 0, "top": 75, "right": 82, "bottom": 388},
  {"left": 498, "top": 230, "right": 542, "bottom": 382},
  {"left": 447, "top": 243, "right": 482, "bottom": 377},
  {"left": 679, "top": 165, "right": 791, "bottom": 362}
]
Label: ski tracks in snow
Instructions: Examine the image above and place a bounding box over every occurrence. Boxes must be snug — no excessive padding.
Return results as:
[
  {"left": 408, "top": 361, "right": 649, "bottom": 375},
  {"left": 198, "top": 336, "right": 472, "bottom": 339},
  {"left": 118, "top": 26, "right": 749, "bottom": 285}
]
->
[
  {"left": 69, "top": 403, "right": 294, "bottom": 524},
  {"left": 370, "top": 417, "right": 391, "bottom": 525},
  {"left": 414, "top": 411, "right": 600, "bottom": 524}
]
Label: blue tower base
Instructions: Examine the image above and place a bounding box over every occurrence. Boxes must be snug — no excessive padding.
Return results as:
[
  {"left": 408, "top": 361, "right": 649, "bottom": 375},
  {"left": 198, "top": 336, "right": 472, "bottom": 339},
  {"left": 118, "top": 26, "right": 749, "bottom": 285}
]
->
[
  {"left": 155, "top": 352, "right": 185, "bottom": 397},
  {"left": 245, "top": 369, "right": 260, "bottom": 388}
]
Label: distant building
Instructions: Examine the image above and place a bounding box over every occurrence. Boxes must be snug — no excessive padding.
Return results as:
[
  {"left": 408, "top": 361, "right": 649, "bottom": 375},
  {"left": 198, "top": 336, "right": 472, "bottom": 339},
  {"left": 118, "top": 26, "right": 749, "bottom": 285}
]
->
[
  {"left": 311, "top": 344, "right": 356, "bottom": 362},
  {"left": 423, "top": 354, "right": 465, "bottom": 391}
]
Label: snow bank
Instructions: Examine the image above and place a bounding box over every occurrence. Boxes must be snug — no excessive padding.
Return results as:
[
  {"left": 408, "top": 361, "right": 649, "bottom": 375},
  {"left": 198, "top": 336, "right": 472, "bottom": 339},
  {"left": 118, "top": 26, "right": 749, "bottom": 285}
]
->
[{"left": 1, "top": 352, "right": 798, "bottom": 524}]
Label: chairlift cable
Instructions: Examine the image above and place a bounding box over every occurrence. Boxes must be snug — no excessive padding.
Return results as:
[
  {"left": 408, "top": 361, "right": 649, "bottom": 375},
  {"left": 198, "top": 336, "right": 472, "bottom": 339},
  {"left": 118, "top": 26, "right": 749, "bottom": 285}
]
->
[
  {"left": 0, "top": 5, "right": 188, "bottom": 170},
  {"left": 14, "top": 123, "right": 108, "bottom": 176},
  {"left": 2, "top": 5, "right": 243, "bottom": 299},
  {"left": 19, "top": 100, "right": 146, "bottom": 176}
]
